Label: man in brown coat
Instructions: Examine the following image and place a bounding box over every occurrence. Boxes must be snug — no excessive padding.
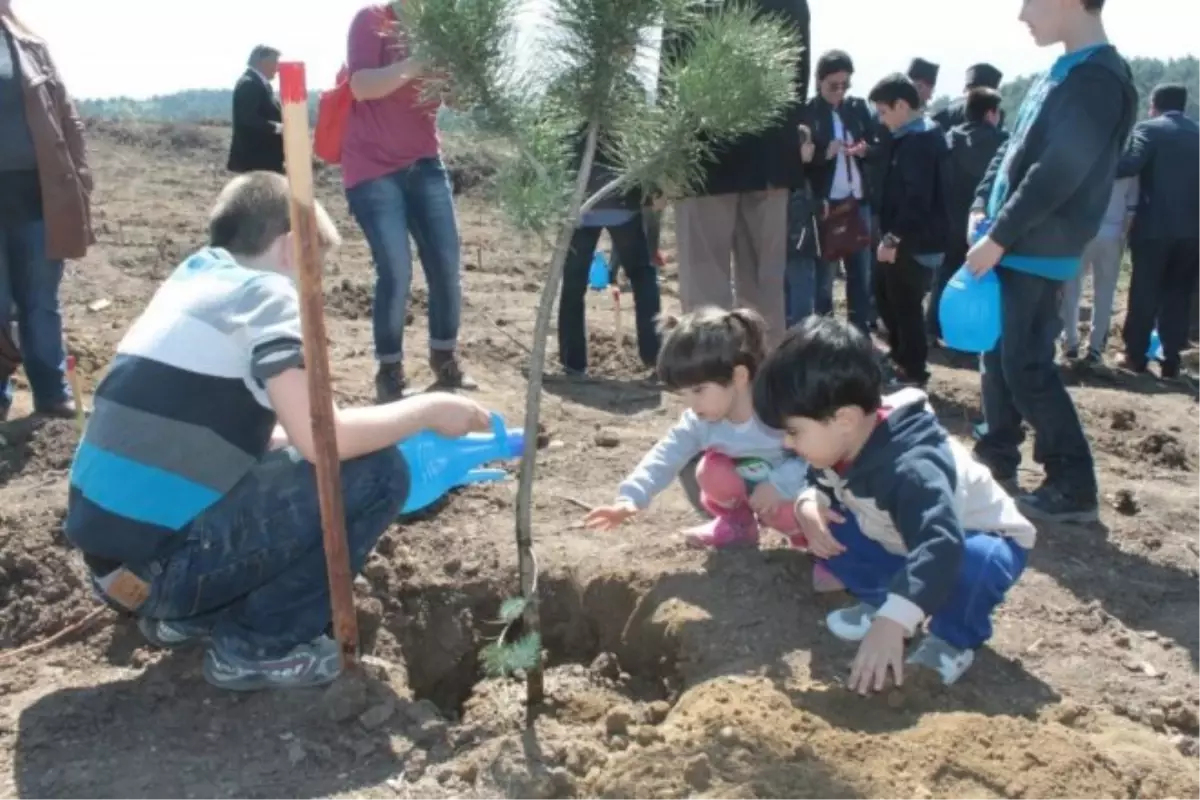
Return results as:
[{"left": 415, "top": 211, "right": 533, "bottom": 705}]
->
[{"left": 0, "top": 2, "right": 93, "bottom": 420}]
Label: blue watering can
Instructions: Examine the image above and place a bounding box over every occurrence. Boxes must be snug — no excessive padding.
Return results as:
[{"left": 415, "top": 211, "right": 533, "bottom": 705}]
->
[
  {"left": 939, "top": 218, "right": 1002, "bottom": 354},
  {"left": 396, "top": 412, "right": 525, "bottom": 514},
  {"left": 1147, "top": 329, "right": 1164, "bottom": 362},
  {"left": 587, "top": 252, "right": 610, "bottom": 291}
]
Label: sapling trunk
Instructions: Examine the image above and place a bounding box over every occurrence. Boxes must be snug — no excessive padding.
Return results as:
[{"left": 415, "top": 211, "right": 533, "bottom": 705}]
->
[{"left": 514, "top": 121, "right": 601, "bottom": 714}]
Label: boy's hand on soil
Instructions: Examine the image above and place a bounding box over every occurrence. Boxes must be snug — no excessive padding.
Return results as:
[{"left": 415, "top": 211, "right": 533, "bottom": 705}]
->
[
  {"left": 748, "top": 483, "right": 783, "bottom": 515},
  {"left": 849, "top": 617, "right": 906, "bottom": 695},
  {"left": 584, "top": 501, "right": 637, "bottom": 530},
  {"left": 795, "top": 500, "right": 846, "bottom": 558}
]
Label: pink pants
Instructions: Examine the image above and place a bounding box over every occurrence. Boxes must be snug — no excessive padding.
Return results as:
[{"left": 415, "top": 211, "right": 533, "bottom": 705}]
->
[{"left": 695, "top": 451, "right": 802, "bottom": 537}]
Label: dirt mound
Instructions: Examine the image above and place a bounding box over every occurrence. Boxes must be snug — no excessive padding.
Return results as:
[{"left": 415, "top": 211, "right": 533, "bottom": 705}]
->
[
  {"left": 1137, "top": 432, "right": 1192, "bottom": 470},
  {"left": 0, "top": 419, "right": 90, "bottom": 650}
]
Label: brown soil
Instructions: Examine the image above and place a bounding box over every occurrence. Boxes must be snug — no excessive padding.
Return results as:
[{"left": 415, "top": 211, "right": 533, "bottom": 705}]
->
[{"left": 0, "top": 120, "right": 1197, "bottom": 799}]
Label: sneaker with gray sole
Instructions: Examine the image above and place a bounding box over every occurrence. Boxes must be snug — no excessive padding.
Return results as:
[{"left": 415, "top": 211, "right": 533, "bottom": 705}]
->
[
  {"left": 906, "top": 634, "right": 976, "bottom": 685},
  {"left": 202, "top": 634, "right": 342, "bottom": 691},
  {"left": 138, "top": 617, "right": 207, "bottom": 649},
  {"left": 1018, "top": 484, "right": 1099, "bottom": 524}
]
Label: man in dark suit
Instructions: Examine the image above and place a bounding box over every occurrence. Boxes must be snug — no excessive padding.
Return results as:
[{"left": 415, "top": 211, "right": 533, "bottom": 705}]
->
[
  {"left": 1116, "top": 83, "right": 1200, "bottom": 378},
  {"left": 228, "top": 45, "right": 284, "bottom": 174},
  {"left": 933, "top": 63, "right": 1004, "bottom": 130}
]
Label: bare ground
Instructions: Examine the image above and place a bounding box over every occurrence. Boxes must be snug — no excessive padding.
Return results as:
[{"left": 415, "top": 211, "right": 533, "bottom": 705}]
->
[{"left": 0, "top": 120, "right": 1197, "bottom": 799}]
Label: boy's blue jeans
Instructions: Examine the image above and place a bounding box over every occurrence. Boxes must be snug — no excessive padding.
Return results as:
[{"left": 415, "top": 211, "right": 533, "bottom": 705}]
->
[
  {"left": 346, "top": 158, "right": 462, "bottom": 364},
  {"left": 0, "top": 219, "right": 71, "bottom": 412},
  {"left": 975, "top": 267, "right": 1097, "bottom": 499},
  {"left": 134, "top": 447, "right": 407, "bottom": 660},
  {"left": 822, "top": 508, "right": 1028, "bottom": 650}
]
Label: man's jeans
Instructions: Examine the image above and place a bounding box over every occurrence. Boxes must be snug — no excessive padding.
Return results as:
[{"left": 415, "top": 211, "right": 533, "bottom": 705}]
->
[
  {"left": 0, "top": 219, "right": 71, "bottom": 412},
  {"left": 346, "top": 158, "right": 463, "bottom": 364},
  {"left": 559, "top": 216, "right": 662, "bottom": 373},
  {"left": 138, "top": 447, "right": 407, "bottom": 660},
  {"left": 819, "top": 202, "right": 874, "bottom": 334},
  {"left": 976, "top": 268, "right": 1097, "bottom": 499}
]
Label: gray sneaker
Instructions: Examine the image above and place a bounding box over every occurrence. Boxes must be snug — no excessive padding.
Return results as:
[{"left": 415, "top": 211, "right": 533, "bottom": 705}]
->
[
  {"left": 825, "top": 603, "right": 878, "bottom": 642},
  {"left": 202, "top": 635, "right": 342, "bottom": 691},
  {"left": 138, "top": 617, "right": 207, "bottom": 649},
  {"left": 1018, "top": 484, "right": 1099, "bottom": 524},
  {"left": 906, "top": 634, "right": 976, "bottom": 685}
]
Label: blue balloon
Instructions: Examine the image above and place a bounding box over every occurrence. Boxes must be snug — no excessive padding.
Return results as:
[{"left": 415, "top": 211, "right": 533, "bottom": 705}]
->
[
  {"left": 1147, "top": 329, "right": 1164, "bottom": 362},
  {"left": 396, "top": 412, "right": 525, "bottom": 514},
  {"left": 939, "top": 266, "right": 1002, "bottom": 354},
  {"left": 588, "top": 252, "right": 609, "bottom": 291}
]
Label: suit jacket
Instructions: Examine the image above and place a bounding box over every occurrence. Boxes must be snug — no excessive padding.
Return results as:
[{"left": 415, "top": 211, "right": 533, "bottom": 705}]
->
[
  {"left": 1117, "top": 111, "right": 1199, "bottom": 241},
  {"left": 802, "top": 95, "right": 884, "bottom": 206},
  {"left": 662, "top": 0, "right": 810, "bottom": 197},
  {"left": 227, "top": 69, "right": 284, "bottom": 174}
]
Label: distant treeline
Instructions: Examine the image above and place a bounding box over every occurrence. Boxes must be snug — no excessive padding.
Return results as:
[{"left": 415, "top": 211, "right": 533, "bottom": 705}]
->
[{"left": 78, "top": 56, "right": 1197, "bottom": 127}]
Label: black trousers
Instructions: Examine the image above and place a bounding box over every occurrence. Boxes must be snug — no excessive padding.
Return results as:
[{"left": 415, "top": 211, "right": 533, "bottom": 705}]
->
[
  {"left": 927, "top": 236, "right": 969, "bottom": 340},
  {"left": 1123, "top": 237, "right": 1199, "bottom": 371},
  {"left": 875, "top": 252, "right": 930, "bottom": 381}
]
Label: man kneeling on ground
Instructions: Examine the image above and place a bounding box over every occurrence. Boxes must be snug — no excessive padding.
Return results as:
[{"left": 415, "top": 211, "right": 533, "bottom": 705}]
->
[{"left": 65, "top": 172, "right": 492, "bottom": 691}]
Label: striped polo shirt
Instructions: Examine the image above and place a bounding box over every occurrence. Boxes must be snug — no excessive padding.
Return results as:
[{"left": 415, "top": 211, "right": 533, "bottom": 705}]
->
[{"left": 65, "top": 247, "right": 305, "bottom": 566}]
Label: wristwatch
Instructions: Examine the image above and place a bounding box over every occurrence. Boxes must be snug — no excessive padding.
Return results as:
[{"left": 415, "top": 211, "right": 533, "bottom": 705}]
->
[{"left": 882, "top": 233, "right": 901, "bottom": 249}]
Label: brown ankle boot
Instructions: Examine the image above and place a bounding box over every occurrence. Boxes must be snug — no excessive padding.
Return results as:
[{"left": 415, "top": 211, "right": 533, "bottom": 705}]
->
[
  {"left": 374, "top": 363, "right": 408, "bottom": 404},
  {"left": 429, "top": 351, "right": 477, "bottom": 391}
]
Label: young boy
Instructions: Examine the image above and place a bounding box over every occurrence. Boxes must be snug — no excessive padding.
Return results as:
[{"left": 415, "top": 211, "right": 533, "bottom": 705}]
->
[
  {"left": 754, "top": 316, "right": 1036, "bottom": 689},
  {"left": 66, "top": 172, "right": 492, "bottom": 691},
  {"left": 965, "top": 0, "right": 1136, "bottom": 521},
  {"left": 867, "top": 73, "right": 949, "bottom": 387}
]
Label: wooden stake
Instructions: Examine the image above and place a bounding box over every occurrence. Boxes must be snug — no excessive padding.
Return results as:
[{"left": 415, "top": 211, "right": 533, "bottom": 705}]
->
[{"left": 278, "top": 62, "right": 359, "bottom": 672}]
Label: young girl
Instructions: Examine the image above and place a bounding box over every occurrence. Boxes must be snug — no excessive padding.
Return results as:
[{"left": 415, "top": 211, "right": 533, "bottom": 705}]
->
[{"left": 585, "top": 308, "right": 834, "bottom": 574}]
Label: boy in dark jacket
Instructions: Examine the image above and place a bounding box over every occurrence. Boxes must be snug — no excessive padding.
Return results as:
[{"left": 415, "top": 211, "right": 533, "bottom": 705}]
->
[
  {"left": 928, "top": 88, "right": 1009, "bottom": 344},
  {"left": 966, "top": 0, "right": 1136, "bottom": 522},
  {"left": 754, "top": 317, "right": 1035, "bottom": 690},
  {"left": 868, "top": 73, "right": 948, "bottom": 387}
]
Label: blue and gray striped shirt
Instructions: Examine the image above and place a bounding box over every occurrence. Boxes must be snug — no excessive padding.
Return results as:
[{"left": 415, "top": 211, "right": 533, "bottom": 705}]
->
[{"left": 65, "top": 247, "right": 305, "bottom": 565}]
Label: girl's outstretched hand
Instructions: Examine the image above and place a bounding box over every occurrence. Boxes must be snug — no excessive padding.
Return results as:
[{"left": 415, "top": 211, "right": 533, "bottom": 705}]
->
[{"left": 584, "top": 501, "right": 637, "bottom": 530}]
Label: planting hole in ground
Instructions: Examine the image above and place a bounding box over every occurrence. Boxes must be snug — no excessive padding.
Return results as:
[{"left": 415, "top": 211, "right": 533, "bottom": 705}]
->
[{"left": 372, "top": 571, "right": 679, "bottom": 717}]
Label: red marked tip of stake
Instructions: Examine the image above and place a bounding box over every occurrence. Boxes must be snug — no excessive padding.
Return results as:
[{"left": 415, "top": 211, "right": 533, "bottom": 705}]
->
[
  {"left": 278, "top": 62, "right": 308, "bottom": 104},
  {"left": 66, "top": 355, "right": 76, "bottom": 372}
]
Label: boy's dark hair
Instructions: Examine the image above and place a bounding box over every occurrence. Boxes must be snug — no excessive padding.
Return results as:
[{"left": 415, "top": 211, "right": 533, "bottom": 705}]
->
[
  {"left": 965, "top": 87, "right": 1003, "bottom": 123},
  {"left": 867, "top": 73, "right": 921, "bottom": 110},
  {"left": 1151, "top": 83, "right": 1188, "bottom": 114},
  {"left": 752, "top": 316, "right": 882, "bottom": 427},
  {"left": 816, "top": 50, "right": 854, "bottom": 81},
  {"left": 1082, "top": 0, "right": 1104, "bottom": 11},
  {"left": 656, "top": 306, "right": 768, "bottom": 390},
  {"left": 208, "top": 172, "right": 340, "bottom": 257}
]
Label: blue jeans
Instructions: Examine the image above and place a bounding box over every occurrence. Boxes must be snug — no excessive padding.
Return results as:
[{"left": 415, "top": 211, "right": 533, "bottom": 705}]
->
[
  {"left": 822, "top": 508, "right": 1028, "bottom": 649},
  {"left": 820, "top": 202, "right": 874, "bottom": 333},
  {"left": 346, "top": 158, "right": 462, "bottom": 364},
  {"left": 0, "top": 219, "right": 70, "bottom": 411},
  {"left": 137, "top": 446, "right": 407, "bottom": 660},
  {"left": 975, "top": 268, "right": 1097, "bottom": 498}
]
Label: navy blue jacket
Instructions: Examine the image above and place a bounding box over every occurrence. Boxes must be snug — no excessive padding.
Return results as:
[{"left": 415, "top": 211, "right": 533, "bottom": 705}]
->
[
  {"left": 1117, "top": 111, "right": 1200, "bottom": 242},
  {"left": 974, "top": 44, "right": 1136, "bottom": 280},
  {"left": 878, "top": 117, "right": 949, "bottom": 257}
]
